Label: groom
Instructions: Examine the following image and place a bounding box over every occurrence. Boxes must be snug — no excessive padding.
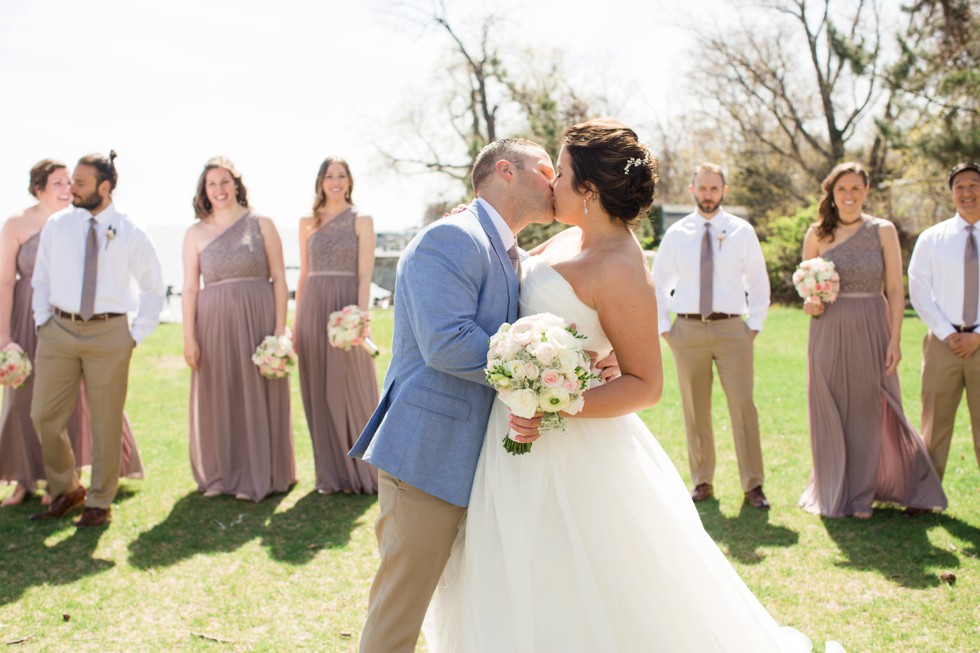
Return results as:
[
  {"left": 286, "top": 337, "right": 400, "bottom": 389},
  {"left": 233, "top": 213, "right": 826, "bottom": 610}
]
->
[{"left": 350, "top": 138, "right": 557, "bottom": 653}]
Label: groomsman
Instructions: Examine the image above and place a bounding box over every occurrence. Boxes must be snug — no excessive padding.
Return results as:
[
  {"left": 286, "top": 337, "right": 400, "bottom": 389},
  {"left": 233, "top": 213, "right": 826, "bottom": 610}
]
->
[
  {"left": 29, "top": 152, "right": 165, "bottom": 527},
  {"left": 652, "top": 163, "right": 771, "bottom": 509},
  {"left": 909, "top": 161, "right": 980, "bottom": 481}
]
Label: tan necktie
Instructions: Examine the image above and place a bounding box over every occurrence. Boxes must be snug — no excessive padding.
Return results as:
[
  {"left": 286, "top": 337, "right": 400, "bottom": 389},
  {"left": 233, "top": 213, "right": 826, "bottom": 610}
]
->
[
  {"left": 964, "top": 224, "right": 978, "bottom": 326},
  {"left": 79, "top": 218, "right": 98, "bottom": 320},
  {"left": 700, "top": 223, "right": 713, "bottom": 317},
  {"left": 507, "top": 243, "right": 521, "bottom": 278}
]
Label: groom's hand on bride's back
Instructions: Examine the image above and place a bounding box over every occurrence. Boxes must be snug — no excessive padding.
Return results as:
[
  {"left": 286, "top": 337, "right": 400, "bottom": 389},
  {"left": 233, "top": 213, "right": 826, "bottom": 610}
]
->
[
  {"left": 594, "top": 351, "right": 621, "bottom": 383},
  {"left": 509, "top": 413, "right": 543, "bottom": 443}
]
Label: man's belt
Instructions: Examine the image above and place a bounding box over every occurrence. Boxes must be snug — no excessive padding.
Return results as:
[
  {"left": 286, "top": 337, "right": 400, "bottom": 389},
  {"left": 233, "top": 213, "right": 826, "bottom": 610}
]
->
[
  {"left": 676, "top": 313, "right": 741, "bottom": 323},
  {"left": 54, "top": 308, "right": 126, "bottom": 322}
]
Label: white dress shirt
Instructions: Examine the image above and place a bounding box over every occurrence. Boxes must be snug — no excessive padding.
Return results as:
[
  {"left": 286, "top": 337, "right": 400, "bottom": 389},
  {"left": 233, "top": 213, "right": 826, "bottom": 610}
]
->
[
  {"left": 652, "top": 209, "right": 770, "bottom": 334},
  {"left": 32, "top": 203, "right": 166, "bottom": 344},
  {"left": 909, "top": 213, "right": 980, "bottom": 339},
  {"left": 475, "top": 198, "right": 516, "bottom": 251}
]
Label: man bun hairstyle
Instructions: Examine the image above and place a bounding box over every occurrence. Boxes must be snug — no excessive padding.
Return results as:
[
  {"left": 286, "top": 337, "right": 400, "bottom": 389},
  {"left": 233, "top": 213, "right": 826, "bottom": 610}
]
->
[
  {"left": 77, "top": 150, "right": 119, "bottom": 193},
  {"left": 28, "top": 159, "right": 67, "bottom": 198},
  {"left": 562, "top": 119, "right": 658, "bottom": 227}
]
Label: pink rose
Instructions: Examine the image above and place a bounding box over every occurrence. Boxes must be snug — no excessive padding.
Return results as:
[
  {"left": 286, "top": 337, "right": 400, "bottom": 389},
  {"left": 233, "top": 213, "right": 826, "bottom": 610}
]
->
[{"left": 540, "top": 369, "right": 562, "bottom": 388}]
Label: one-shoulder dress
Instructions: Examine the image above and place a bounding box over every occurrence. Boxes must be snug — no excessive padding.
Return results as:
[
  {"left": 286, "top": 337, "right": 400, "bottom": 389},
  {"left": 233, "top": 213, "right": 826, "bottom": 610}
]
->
[
  {"left": 296, "top": 208, "right": 378, "bottom": 494},
  {"left": 188, "top": 214, "right": 296, "bottom": 502},
  {"left": 799, "top": 218, "right": 946, "bottom": 517}
]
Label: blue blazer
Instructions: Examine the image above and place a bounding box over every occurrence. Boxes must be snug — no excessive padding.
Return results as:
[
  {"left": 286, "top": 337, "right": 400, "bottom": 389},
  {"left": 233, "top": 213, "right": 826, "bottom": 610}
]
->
[{"left": 349, "top": 202, "right": 519, "bottom": 507}]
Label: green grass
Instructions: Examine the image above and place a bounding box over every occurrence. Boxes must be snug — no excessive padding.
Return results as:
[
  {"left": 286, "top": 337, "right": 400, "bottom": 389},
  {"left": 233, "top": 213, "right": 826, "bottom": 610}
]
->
[{"left": 1, "top": 307, "right": 978, "bottom": 652}]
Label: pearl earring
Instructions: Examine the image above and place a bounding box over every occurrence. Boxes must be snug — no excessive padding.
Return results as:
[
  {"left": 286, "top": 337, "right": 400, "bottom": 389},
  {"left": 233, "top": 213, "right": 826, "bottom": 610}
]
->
[{"left": 583, "top": 197, "right": 589, "bottom": 216}]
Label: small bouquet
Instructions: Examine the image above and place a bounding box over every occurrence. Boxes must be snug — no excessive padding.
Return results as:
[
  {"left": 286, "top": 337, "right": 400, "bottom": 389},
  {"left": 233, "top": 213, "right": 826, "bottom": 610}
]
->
[
  {"left": 792, "top": 257, "right": 840, "bottom": 308},
  {"left": 328, "top": 305, "right": 379, "bottom": 358},
  {"left": 485, "top": 313, "right": 595, "bottom": 455},
  {"left": 252, "top": 332, "right": 297, "bottom": 379},
  {"left": 0, "top": 343, "right": 32, "bottom": 388}
]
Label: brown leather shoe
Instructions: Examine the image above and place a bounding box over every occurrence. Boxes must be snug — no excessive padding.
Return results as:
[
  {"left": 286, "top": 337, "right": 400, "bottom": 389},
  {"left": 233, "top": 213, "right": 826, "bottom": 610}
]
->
[
  {"left": 29, "top": 486, "right": 86, "bottom": 521},
  {"left": 691, "top": 483, "right": 713, "bottom": 502},
  {"left": 744, "top": 485, "right": 771, "bottom": 510},
  {"left": 75, "top": 507, "right": 110, "bottom": 528}
]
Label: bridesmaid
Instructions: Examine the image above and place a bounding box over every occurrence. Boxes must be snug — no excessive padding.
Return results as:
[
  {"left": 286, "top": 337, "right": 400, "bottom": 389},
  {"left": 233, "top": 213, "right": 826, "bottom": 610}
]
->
[
  {"left": 182, "top": 157, "right": 295, "bottom": 502},
  {"left": 295, "top": 157, "right": 379, "bottom": 494},
  {"left": 798, "top": 161, "right": 946, "bottom": 518},
  {"left": 0, "top": 159, "right": 143, "bottom": 507}
]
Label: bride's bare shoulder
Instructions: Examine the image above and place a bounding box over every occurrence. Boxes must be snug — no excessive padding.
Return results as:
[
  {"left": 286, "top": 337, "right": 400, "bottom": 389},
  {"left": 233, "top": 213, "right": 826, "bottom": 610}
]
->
[{"left": 528, "top": 225, "right": 579, "bottom": 256}]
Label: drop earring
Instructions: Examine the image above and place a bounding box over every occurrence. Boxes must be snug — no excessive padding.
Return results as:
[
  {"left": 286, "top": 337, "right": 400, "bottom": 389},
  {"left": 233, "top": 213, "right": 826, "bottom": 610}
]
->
[{"left": 583, "top": 196, "right": 589, "bottom": 216}]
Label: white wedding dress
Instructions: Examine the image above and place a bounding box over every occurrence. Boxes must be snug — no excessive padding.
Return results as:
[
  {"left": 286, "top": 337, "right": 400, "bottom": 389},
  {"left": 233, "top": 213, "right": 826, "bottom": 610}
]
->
[{"left": 424, "top": 257, "right": 842, "bottom": 653}]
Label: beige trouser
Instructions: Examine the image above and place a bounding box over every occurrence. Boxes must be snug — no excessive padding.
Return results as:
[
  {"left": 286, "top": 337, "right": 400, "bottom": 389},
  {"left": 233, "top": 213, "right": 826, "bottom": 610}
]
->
[
  {"left": 667, "top": 316, "right": 765, "bottom": 492},
  {"left": 360, "top": 470, "right": 466, "bottom": 653},
  {"left": 921, "top": 331, "right": 980, "bottom": 479},
  {"left": 31, "top": 314, "right": 134, "bottom": 509}
]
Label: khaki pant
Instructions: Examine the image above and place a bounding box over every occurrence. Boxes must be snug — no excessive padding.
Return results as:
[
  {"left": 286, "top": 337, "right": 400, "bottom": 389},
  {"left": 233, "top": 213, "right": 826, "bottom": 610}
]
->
[
  {"left": 31, "top": 314, "right": 134, "bottom": 509},
  {"left": 359, "top": 471, "right": 466, "bottom": 653},
  {"left": 921, "top": 331, "right": 980, "bottom": 479},
  {"left": 666, "top": 317, "right": 765, "bottom": 492}
]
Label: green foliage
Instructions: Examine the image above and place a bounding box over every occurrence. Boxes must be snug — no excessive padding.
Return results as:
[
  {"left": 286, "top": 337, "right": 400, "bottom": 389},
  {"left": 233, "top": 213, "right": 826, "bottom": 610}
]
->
[{"left": 758, "top": 204, "right": 816, "bottom": 304}]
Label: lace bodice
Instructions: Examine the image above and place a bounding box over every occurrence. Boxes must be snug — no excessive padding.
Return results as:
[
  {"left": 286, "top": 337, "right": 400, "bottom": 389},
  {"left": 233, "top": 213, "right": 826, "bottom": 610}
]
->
[
  {"left": 823, "top": 219, "right": 884, "bottom": 294},
  {"left": 519, "top": 256, "right": 612, "bottom": 359},
  {"left": 308, "top": 208, "right": 359, "bottom": 274},
  {"left": 199, "top": 214, "right": 270, "bottom": 284},
  {"left": 16, "top": 231, "right": 40, "bottom": 279}
]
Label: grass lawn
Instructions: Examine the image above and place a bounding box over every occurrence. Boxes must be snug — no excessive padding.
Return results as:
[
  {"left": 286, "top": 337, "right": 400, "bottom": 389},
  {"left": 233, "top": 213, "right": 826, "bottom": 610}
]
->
[{"left": 1, "top": 307, "right": 978, "bottom": 652}]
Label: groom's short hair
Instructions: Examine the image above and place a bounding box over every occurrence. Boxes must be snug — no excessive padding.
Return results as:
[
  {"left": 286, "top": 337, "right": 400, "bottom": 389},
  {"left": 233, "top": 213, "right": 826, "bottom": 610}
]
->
[{"left": 471, "top": 138, "right": 542, "bottom": 191}]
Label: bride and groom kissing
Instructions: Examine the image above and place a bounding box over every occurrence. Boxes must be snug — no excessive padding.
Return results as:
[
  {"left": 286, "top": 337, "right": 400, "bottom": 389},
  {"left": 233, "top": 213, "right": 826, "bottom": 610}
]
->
[{"left": 350, "top": 120, "right": 840, "bottom": 652}]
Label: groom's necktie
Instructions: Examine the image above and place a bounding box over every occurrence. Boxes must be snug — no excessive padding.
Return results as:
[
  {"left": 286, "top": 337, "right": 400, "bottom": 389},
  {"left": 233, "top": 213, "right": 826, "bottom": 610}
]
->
[
  {"left": 965, "top": 224, "right": 978, "bottom": 326},
  {"left": 699, "top": 222, "right": 713, "bottom": 317},
  {"left": 507, "top": 243, "right": 521, "bottom": 278},
  {"left": 79, "top": 218, "right": 99, "bottom": 321}
]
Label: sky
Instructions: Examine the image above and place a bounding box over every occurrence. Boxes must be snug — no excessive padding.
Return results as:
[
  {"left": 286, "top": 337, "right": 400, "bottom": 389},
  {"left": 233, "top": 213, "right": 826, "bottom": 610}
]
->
[{"left": 0, "top": 0, "right": 718, "bottom": 236}]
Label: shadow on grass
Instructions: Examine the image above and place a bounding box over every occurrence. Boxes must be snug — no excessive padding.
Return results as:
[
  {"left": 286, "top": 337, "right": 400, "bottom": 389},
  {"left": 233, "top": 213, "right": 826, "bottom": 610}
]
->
[
  {"left": 696, "top": 499, "right": 800, "bottom": 564},
  {"left": 822, "top": 507, "right": 980, "bottom": 588},
  {"left": 0, "top": 503, "right": 114, "bottom": 605},
  {"left": 261, "top": 491, "right": 376, "bottom": 564},
  {"left": 128, "top": 490, "right": 286, "bottom": 569}
]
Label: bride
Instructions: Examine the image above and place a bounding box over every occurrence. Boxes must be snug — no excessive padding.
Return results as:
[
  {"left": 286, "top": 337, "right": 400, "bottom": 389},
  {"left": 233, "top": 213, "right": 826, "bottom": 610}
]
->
[{"left": 424, "top": 119, "right": 842, "bottom": 652}]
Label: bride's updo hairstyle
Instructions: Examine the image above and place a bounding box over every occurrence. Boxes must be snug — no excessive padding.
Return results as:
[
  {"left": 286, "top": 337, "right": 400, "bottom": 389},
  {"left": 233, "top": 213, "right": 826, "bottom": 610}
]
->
[{"left": 561, "top": 119, "right": 658, "bottom": 227}]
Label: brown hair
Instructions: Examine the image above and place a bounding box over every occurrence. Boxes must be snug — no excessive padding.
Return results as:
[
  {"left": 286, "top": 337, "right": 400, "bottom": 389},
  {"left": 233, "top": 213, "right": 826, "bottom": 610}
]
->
[
  {"left": 28, "top": 159, "right": 67, "bottom": 198},
  {"left": 562, "top": 118, "right": 658, "bottom": 227},
  {"left": 471, "top": 138, "right": 541, "bottom": 191},
  {"left": 192, "top": 157, "right": 250, "bottom": 220},
  {"left": 311, "top": 157, "right": 354, "bottom": 229},
  {"left": 77, "top": 150, "right": 119, "bottom": 193},
  {"left": 690, "top": 162, "right": 726, "bottom": 187},
  {"left": 817, "top": 161, "right": 869, "bottom": 242}
]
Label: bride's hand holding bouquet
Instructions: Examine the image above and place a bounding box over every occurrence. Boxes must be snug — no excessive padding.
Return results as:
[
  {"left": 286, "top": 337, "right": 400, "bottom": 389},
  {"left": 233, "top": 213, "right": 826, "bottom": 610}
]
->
[{"left": 485, "top": 313, "right": 595, "bottom": 455}]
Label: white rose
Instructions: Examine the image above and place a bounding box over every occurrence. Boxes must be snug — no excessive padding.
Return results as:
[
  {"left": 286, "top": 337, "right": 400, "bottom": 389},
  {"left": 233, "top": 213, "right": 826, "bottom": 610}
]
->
[
  {"left": 504, "top": 388, "right": 539, "bottom": 418},
  {"left": 557, "top": 348, "right": 579, "bottom": 371},
  {"left": 547, "top": 326, "right": 578, "bottom": 349},
  {"left": 505, "top": 359, "right": 526, "bottom": 380},
  {"left": 523, "top": 362, "right": 540, "bottom": 380},
  {"left": 533, "top": 342, "right": 558, "bottom": 365}
]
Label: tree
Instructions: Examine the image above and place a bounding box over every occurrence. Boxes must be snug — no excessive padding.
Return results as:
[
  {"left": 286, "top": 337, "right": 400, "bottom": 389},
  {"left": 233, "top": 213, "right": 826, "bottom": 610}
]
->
[
  {"left": 687, "top": 0, "right": 885, "bottom": 215},
  {"left": 378, "top": 1, "right": 608, "bottom": 247}
]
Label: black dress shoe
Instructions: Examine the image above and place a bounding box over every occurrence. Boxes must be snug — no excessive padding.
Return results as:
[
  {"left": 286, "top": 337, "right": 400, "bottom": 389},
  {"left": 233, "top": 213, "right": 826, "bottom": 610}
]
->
[
  {"left": 29, "top": 486, "right": 86, "bottom": 521},
  {"left": 75, "top": 507, "right": 110, "bottom": 528}
]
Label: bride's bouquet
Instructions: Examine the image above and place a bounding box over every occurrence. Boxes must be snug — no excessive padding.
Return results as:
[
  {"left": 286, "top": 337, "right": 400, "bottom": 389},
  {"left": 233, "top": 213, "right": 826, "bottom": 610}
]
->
[
  {"left": 252, "top": 331, "right": 297, "bottom": 379},
  {"left": 327, "top": 305, "right": 379, "bottom": 358},
  {"left": 0, "top": 343, "right": 32, "bottom": 388},
  {"left": 792, "top": 257, "right": 840, "bottom": 306},
  {"left": 485, "top": 313, "right": 595, "bottom": 455}
]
